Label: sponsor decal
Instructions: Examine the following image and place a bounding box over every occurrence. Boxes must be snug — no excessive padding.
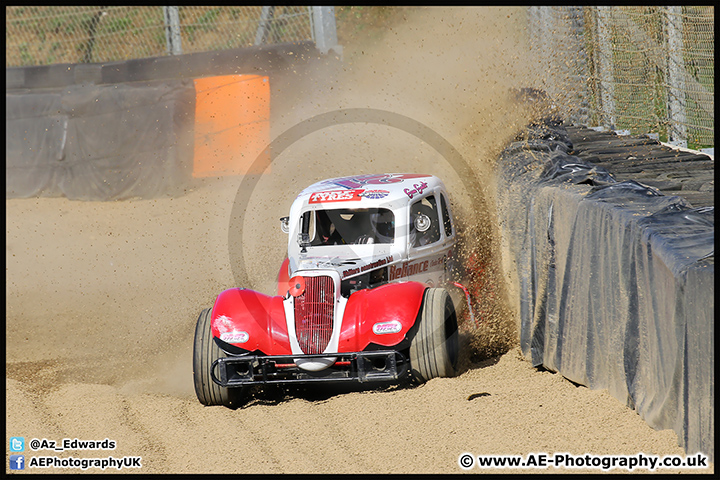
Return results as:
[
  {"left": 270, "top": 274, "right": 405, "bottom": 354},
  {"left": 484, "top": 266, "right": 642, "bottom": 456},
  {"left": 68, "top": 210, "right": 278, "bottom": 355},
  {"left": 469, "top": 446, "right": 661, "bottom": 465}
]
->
[
  {"left": 343, "top": 267, "right": 361, "bottom": 278},
  {"left": 309, "top": 189, "right": 364, "bottom": 203},
  {"left": 403, "top": 181, "right": 429, "bottom": 199},
  {"left": 431, "top": 255, "right": 446, "bottom": 268},
  {"left": 387, "top": 255, "right": 447, "bottom": 281},
  {"left": 373, "top": 320, "right": 403, "bottom": 335},
  {"left": 359, "top": 189, "right": 390, "bottom": 200},
  {"left": 386, "top": 255, "right": 446, "bottom": 281},
  {"left": 220, "top": 331, "right": 249, "bottom": 344},
  {"left": 327, "top": 174, "right": 431, "bottom": 190},
  {"left": 389, "top": 259, "right": 429, "bottom": 281},
  {"left": 342, "top": 255, "right": 394, "bottom": 278}
]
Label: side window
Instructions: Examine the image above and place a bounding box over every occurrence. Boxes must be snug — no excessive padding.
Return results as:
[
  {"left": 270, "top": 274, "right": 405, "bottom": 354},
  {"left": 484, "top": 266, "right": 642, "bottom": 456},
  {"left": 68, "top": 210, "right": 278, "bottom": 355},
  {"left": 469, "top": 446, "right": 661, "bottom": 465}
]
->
[
  {"left": 440, "top": 193, "right": 453, "bottom": 238},
  {"left": 410, "top": 195, "right": 441, "bottom": 247}
]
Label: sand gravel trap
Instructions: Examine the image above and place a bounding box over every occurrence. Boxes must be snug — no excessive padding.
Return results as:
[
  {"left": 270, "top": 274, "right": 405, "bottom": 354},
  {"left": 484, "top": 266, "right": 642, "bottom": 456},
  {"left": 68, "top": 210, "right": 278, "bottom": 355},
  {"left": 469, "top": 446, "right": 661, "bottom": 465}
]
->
[{"left": 6, "top": 7, "right": 709, "bottom": 474}]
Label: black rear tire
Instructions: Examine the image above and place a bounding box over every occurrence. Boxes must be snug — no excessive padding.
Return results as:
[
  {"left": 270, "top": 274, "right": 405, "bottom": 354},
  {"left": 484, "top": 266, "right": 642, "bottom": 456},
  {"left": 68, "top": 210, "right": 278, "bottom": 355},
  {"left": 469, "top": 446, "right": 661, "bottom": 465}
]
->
[
  {"left": 192, "top": 307, "right": 246, "bottom": 408},
  {"left": 409, "top": 288, "right": 459, "bottom": 382}
]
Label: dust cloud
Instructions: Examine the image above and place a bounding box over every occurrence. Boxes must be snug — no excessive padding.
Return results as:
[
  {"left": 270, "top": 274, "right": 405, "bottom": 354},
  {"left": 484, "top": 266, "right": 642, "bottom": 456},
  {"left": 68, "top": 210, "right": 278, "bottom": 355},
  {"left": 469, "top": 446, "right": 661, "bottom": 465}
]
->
[
  {"left": 250, "top": 6, "right": 536, "bottom": 360},
  {"left": 7, "top": 7, "right": 701, "bottom": 474}
]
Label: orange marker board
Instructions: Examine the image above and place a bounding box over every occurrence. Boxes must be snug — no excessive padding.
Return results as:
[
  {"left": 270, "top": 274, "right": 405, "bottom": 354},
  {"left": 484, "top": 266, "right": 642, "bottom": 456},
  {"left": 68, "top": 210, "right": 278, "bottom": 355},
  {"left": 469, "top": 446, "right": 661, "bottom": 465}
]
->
[{"left": 193, "top": 74, "right": 270, "bottom": 177}]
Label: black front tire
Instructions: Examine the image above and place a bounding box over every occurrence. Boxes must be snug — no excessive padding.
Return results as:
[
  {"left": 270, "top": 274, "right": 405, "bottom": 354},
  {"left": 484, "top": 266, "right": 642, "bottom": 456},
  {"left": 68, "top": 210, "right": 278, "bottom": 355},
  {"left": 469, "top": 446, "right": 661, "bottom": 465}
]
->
[
  {"left": 409, "top": 288, "right": 459, "bottom": 382},
  {"left": 192, "top": 307, "right": 245, "bottom": 408}
]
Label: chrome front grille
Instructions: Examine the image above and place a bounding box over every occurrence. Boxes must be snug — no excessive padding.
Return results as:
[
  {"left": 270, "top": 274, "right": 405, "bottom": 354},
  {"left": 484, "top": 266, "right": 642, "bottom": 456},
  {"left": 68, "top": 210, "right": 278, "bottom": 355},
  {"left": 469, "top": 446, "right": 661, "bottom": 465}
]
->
[{"left": 293, "top": 276, "right": 335, "bottom": 354}]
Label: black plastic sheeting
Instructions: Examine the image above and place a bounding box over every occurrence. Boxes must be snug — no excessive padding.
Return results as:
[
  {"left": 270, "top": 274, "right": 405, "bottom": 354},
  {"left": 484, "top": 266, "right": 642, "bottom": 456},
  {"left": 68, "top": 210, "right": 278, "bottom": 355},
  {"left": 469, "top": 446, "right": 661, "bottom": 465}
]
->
[
  {"left": 6, "top": 81, "right": 195, "bottom": 200},
  {"left": 497, "top": 118, "right": 714, "bottom": 460}
]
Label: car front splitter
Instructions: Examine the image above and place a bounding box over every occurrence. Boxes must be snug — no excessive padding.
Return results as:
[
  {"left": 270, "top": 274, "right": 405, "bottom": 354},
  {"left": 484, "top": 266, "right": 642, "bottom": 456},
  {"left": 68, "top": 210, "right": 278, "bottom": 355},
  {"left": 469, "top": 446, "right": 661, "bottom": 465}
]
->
[{"left": 210, "top": 350, "right": 409, "bottom": 386}]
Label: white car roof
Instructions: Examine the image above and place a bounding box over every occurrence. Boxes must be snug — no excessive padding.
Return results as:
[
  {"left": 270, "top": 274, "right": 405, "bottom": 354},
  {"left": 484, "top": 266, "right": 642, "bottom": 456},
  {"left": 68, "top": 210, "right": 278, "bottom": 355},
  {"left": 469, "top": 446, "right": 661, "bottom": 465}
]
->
[{"left": 295, "top": 173, "right": 446, "bottom": 209}]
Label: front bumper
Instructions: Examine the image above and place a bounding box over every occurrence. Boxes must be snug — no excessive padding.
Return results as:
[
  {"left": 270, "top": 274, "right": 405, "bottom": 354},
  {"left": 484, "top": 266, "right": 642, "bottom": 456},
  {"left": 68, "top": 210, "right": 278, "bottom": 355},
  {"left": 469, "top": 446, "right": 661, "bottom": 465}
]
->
[{"left": 211, "top": 350, "right": 409, "bottom": 387}]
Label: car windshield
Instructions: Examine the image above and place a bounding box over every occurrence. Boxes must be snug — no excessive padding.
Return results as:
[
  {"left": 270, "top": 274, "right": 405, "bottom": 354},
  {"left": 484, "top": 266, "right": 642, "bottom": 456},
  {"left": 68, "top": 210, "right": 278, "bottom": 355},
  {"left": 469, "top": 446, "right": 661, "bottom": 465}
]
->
[{"left": 301, "top": 208, "right": 395, "bottom": 246}]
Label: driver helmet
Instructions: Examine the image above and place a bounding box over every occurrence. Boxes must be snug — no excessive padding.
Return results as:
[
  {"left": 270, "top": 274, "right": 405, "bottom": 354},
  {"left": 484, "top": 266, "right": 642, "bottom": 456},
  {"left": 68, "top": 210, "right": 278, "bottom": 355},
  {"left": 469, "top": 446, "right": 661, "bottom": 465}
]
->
[{"left": 369, "top": 210, "right": 394, "bottom": 243}]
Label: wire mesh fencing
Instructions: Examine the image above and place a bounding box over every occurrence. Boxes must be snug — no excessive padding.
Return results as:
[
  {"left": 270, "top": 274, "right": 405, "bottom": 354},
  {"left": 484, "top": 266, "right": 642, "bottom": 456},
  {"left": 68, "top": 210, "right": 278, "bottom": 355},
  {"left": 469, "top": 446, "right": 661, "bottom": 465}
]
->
[
  {"left": 527, "top": 6, "right": 714, "bottom": 149},
  {"left": 5, "top": 6, "right": 313, "bottom": 67},
  {"left": 6, "top": 6, "right": 713, "bottom": 149}
]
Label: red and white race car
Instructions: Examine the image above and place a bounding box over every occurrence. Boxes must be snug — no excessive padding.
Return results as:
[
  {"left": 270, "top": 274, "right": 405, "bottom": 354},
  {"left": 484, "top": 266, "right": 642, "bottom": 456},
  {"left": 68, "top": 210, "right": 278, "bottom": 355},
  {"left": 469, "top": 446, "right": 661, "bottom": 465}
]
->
[{"left": 193, "top": 173, "right": 466, "bottom": 407}]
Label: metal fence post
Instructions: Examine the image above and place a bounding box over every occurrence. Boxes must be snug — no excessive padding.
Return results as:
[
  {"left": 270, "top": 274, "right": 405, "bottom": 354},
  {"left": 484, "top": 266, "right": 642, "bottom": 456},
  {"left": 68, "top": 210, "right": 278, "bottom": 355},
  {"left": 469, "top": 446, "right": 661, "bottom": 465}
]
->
[
  {"left": 164, "top": 6, "right": 182, "bottom": 56},
  {"left": 568, "top": 6, "right": 590, "bottom": 126},
  {"left": 596, "top": 6, "right": 616, "bottom": 129},
  {"left": 311, "top": 6, "right": 340, "bottom": 55},
  {"left": 254, "top": 6, "right": 275, "bottom": 46},
  {"left": 667, "top": 6, "right": 687, "bottom": 147},
  {"left": 539, "top": 7, "right": 552, "bottom": 94}
]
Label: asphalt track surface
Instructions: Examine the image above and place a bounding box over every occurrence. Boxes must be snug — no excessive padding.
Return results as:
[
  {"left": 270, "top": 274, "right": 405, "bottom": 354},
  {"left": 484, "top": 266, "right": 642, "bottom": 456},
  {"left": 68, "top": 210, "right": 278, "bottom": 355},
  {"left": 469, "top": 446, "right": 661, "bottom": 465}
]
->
[{"left": 6, "top": 7, "right": 710, "bottom": 474}]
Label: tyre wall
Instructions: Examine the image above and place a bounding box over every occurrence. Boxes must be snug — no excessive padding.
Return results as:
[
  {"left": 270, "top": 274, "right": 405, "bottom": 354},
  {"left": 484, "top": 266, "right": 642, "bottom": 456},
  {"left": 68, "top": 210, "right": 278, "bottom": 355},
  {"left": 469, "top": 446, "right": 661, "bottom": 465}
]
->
[
  {"left": 5, "top": 42, "right": 316, "bottom": 200},
  {"left": 496, "top": 118, "right": 714, "bottom": 460},
  {"left": 6, "top": 81, "right": 195, "bottom": 200}
]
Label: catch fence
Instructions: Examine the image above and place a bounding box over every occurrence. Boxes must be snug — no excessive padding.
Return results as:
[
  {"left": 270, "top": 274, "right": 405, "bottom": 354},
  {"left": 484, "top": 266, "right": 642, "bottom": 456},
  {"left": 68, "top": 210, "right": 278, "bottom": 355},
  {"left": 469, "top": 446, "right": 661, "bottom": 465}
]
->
[
  {"left": 527, "top": 6, "right": 713, "bottom": 150},
  {"left": 5, "top": 6, "right": 339, "bottom": 66}
]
